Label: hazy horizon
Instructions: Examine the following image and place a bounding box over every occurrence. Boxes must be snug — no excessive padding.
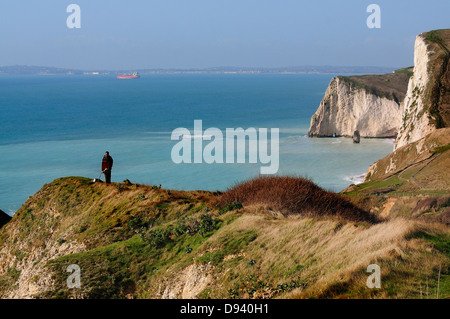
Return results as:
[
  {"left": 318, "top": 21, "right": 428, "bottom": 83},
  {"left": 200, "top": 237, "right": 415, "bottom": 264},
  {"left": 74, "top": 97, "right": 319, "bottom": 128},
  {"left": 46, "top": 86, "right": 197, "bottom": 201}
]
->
[
  {"left": 0, "top": 1, "right": 449, "bottom": 70},
  {"left": 0, "top": 64, "right": 400, "bottom": 72}
]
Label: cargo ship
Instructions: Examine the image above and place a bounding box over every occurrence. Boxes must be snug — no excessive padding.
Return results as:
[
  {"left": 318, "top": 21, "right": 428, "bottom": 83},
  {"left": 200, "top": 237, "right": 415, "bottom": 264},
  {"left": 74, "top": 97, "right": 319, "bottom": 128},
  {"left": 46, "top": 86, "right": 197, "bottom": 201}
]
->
[{"left": 117, "top": 72, "right": 140, "bottom": 79}]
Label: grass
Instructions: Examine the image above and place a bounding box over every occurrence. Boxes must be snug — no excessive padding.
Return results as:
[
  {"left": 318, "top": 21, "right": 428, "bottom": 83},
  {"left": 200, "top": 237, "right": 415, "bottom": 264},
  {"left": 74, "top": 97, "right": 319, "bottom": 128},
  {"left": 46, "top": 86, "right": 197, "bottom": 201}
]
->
[
  {"left": 363, "top": 175, "right": 404, "bottom": 191},
  {"left": 394, "top": 67, "right": 414, "bottom": 77},
  {"left": 432, "top": 144, "right": 450, "bottom": 155},
  {"left": 408, "top": 231, "right": 450, "bottom": 255},
  {"left": 426, "top": 30, "right": 444, "bottom": 45},
  {"left": 337, "top": 69, "right": 411, "bottom": 103},
  {"left": 197, "top": 229, "right": 258, "bottom": 266},
  {"left": 1, "top": 176, "right": 449, "bottom": 299},
  {"left": 44, "top": 226, "right": 219, "bottom": 298},
  {"left": 288, "top": 221, "right": 450, "bottom": 299}
]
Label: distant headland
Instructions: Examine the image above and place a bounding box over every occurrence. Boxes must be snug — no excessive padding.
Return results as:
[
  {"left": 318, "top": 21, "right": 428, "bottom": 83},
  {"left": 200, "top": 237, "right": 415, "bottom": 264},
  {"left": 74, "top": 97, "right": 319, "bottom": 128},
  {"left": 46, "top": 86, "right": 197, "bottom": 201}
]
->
[{"left": 0, "top": 65, "right": 397, "bottom": 76}]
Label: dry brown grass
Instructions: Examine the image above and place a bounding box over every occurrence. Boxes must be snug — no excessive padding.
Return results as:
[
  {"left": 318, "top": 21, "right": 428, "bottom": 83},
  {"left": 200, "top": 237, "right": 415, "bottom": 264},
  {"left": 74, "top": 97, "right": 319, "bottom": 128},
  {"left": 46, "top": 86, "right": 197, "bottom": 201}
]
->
[
  {"left": 190, "top": 208, "right": 448, "bottom": 299},
  {"left": 342, "top": 71, "right": 411, "bottom": 103},
  {"left": 285, "top": 220, "right": 449, "bottom": 299},
  {"left": 219, "top": 176, "right": 379, "bottom": 223}
]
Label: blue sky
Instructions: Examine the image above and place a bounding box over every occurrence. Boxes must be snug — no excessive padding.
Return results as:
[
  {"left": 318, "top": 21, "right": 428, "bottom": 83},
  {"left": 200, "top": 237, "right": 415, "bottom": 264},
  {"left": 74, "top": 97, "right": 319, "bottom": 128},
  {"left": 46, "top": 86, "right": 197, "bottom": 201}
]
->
[{"left": 0, "top": 0, "right": 449, "bottom": 70}]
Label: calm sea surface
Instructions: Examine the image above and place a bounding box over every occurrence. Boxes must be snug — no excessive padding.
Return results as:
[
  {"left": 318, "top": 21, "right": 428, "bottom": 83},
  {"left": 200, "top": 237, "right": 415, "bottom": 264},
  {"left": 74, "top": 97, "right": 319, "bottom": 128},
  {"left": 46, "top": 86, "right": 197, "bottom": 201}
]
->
[{"left": 0, "top": 74, "right": 394, "bottom": 215}]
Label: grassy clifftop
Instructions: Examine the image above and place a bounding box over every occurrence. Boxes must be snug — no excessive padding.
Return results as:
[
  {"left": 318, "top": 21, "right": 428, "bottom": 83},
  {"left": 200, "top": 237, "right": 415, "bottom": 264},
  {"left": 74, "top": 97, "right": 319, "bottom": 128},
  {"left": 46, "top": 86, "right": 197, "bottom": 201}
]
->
[
  {"left": 337, "top": 67, "right": 413, "bottom": 103},
  {"left": 0, "top": 176, "right": 448, "bottom": 299}
]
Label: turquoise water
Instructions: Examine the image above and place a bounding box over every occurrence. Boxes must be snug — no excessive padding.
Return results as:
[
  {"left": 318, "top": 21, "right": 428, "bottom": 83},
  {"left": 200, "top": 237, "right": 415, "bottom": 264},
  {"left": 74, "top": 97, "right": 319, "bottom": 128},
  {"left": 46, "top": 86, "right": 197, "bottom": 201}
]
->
[{"left": 0, "top": 74, "right": 394, "bottom": 215}]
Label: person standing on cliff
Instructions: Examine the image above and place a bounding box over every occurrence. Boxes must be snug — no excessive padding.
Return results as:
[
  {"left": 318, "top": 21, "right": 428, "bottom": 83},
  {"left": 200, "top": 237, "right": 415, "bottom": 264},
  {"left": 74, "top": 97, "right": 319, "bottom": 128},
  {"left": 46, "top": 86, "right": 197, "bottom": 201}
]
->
[{"left": 101, "top": 151, "right": 113, "bottom": 184}]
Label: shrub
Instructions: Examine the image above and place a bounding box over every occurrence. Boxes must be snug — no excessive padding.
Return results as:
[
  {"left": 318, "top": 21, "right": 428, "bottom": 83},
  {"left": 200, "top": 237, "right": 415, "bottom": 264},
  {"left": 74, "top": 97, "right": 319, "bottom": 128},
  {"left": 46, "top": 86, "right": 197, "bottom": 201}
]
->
[
  {"left": 142, "top": 228, "right": 171, "bottom": 248},
  {"left": 135, "top": 194, "right": 146, "bottom": 201},
  {"left": 142, "top": 213, "right": 221, "bottom": 249},
  {"left": 197, "top": 214, "right": 220, "bottom": 236},
  {"left": 128, "top": 217, "right": 148, "bottom": 233},
  {"left": 219, "top": 176, "right": 378, "bottom": 223},
  {"left": 173, "top": 214, "right": 221, "bottom": 237},
  {"left": 218, "top": 202, "right": 243, "bottom": 214}
]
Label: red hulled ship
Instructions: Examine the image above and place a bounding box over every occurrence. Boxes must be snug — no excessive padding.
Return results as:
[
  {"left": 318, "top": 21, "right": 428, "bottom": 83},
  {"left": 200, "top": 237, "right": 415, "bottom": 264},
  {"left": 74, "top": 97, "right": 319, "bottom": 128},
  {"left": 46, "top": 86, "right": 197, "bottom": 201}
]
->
[{"left": 117, "top": 72, "right": 140, "bottom": 79}]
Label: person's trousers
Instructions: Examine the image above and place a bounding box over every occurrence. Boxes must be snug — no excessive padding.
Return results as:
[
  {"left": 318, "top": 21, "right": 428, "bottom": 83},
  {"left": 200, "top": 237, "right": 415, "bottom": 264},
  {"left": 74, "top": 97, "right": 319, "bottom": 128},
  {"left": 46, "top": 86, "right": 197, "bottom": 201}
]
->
[{"left": 104, "top": 170, "right": 111, "bottom": 184}]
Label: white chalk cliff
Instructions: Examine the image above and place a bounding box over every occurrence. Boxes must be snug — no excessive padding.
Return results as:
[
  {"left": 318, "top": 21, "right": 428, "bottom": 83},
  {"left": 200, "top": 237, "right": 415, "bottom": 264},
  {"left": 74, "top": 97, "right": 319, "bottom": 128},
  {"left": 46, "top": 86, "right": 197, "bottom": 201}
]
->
[
  {"left": 395, "top": 31, "right": 450, "bottom": 150},
  {"left": 309, "top": 77, "right": 404, "bottom": 137},
  {"left": 364, "top": 29, "right": 450, "bottom": 183}
]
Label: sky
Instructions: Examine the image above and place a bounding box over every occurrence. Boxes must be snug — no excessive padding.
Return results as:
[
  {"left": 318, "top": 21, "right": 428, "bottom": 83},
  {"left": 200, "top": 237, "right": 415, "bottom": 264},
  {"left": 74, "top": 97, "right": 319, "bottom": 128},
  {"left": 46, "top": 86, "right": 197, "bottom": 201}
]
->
[{"left": 0, "top": 0, "right": 449, "bottom": 70}]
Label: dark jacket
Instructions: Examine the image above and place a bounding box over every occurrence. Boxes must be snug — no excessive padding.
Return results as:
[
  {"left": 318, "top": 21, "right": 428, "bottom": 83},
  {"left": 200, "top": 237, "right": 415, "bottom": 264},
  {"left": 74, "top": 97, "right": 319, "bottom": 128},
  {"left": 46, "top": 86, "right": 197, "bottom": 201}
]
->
[{"left": 102, "top": 155, "right": 113, "bottom": 171}]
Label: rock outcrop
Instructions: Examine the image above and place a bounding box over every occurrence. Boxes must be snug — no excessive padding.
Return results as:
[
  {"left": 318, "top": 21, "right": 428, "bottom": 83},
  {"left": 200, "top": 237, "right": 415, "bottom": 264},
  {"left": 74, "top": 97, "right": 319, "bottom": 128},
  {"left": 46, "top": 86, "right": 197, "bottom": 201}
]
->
[
  {"left": 352, "top": 130, "right": 361, "bottom": 143},
  {"left": 309, "top": 71, "right": 411, "bottom": 138},
  {"left": 395, "top": 30, "right": 450, "bottom": 150}
]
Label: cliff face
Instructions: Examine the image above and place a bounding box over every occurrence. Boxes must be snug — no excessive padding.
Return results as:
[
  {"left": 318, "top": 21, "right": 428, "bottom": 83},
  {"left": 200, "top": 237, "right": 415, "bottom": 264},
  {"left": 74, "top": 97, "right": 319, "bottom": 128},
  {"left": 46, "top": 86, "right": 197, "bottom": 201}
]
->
[
  {"left": 309, "top": 72, "right": 410, "bottom": 138},
  {"left": 395, "top": 30, "right": 450, "bottom": 150}
]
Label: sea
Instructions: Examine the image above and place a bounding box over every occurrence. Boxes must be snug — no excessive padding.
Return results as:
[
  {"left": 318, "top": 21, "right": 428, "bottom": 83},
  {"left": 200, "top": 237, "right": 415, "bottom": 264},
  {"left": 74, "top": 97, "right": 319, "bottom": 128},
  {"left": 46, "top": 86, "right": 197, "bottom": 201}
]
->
[{"left": 0, "top": 74, "right": 395, "bottom": 216}]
